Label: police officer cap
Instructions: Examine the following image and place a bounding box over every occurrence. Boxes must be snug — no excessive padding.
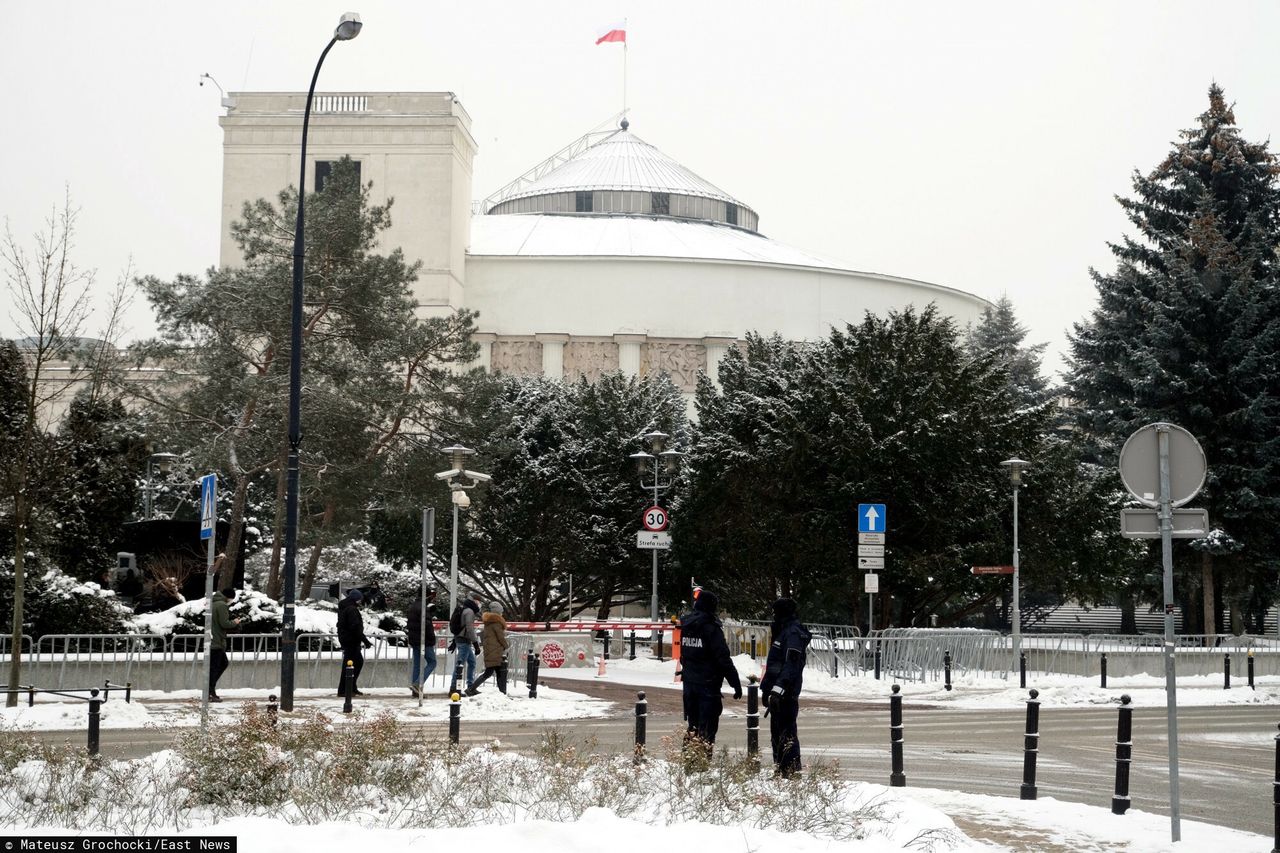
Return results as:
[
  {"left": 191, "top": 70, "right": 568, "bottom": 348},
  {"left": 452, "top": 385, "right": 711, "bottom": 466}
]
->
[{"left": 772, "top": 597, "right": 797, "bottom": 619}]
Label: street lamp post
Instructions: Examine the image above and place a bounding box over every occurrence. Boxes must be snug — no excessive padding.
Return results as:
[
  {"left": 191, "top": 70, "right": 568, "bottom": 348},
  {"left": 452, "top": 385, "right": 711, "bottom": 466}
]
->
[
  {"left": 144, "top": 452, "right": 178, "bottom": 520},
  {"left": 434, "top": 445, "right": 490, "bottom": 613},
  {"left": 1001, "top": 458, "right": 1030, "bottom": 674},
  {"left": 629, "top": 431, "right": 682, "bottom": 622},
  {"left": 280, "top": 12, "right": 362, "bottom": 712}
]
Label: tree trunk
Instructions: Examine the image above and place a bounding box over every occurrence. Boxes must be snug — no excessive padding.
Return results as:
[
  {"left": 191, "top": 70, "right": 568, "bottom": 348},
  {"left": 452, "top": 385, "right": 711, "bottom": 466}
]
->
[
  {"left": 1202, "top": 551, "right": 1216, "bottom": 646},
  {"left": 220, "top": 473, "right": 251, "bottom": 589},
  {"left": 265, "top": 445, "right": 289, "bottom": 600},
  {"left": 1120, "top": 596, "right": 1137, "bottom": 634},
  {"left": 298, "top": 502, "right": 336, "bottom": 600}
]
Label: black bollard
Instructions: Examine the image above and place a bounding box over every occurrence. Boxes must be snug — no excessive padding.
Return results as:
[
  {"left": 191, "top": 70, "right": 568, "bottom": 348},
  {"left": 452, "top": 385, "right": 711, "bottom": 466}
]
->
[
  {"left": 1112, "top": 694, "right": 1132, "bottom": 815},
  {"left": 125, "top": 682, "right": 132, "bottom": 704},
  {"left": 1226, "top": 653, "right": 1232, "bottom": 690},
  {"left": 343, "top": 660, "right": 355, "bottom": 714},
  {"left": 874, "top": 642, "right": 882, "bottom": 681},
  {"left": 634, "top": 691, "right": 647, "bottom": 764},
  {"left": 1019, "top": 651, "right": 1027, "bottom": 689},
  {"left": 267, "top": 694, "right": 279, "bottom": 728},
  {"left": 656, "top": 629, "right": 664, "bottom": 662},
  {"left": 944, "top": 650, "right": 952, "bottom": 692},
  {"left": 829, "top": 628, "right": 838, "bottom": 678},
  {"left": 103, "top": 679, "right": 111, "bottom": 702},
  {"left": 527, "top": 652, "right": 540, "bottom": 699},
  {"left": 1020, "top": 688, "right": 1041, "bottom": 800},
  {"left": 450, "top": 659, "right": 464, "bottom": 696},
  {"left": 602, "top": 631, "right": 611, "bottom": 661},
  {"left": 448, "top": 693, "right": 461, "bottom": 744},
  {"left": 629, "top": 631, "right": 637, "bottom": 661},
  {"left": 1101, "top": 653, "right": 1108, "bottom": 689},
  {"left": 87, "top": 688, "right": 101, "bottom": 757},
  {"left": 27, "top": 687, "right": 35, "bottom": 708},
  {"left": 750, "top": 637, "right": 758, "bottom": 660},
  {"left": 1250, "top": 651, "right": 1256, "bottom": 691},
  {"left": 889, "top": 684, "right": 906, "bottom": 787},
  {"left": 746, "top": 677, "right": 760, "bottom": 763},
  {"left": 1272, "top": 723, "right": 1280, "bottom": 853}
]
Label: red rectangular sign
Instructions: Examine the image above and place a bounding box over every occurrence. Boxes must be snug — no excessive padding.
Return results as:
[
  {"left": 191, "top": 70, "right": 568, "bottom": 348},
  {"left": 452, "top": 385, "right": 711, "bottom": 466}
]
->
[{"left": 970, "top": 565, "right": 1015, "bottom": 575}]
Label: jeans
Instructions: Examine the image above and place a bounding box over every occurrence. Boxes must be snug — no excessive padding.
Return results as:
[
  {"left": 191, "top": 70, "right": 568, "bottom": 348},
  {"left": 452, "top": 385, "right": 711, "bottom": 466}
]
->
[
  {"left": 209, "top": 649, "right": 229, "bottom": 693},
  {"left": 410, "top": 644, "right": 438, "bottom": 687},
  {"left": 454, "top": 641, "right": 477, "bottom": 686}
]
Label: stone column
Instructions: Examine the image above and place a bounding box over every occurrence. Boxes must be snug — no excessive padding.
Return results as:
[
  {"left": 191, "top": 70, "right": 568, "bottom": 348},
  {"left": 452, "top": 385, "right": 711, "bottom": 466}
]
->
[
  {"left": 472, "top": 332, "right": 496, "bottom": 372},
  {"left": 614, "top": 334, "right": 647, "bottom": 377},
  {"left": 702, "top": 336, "right": 738, "bottom": 388},
  {"left": 536, "top": 333, "right": 570, "bottom": 379}
]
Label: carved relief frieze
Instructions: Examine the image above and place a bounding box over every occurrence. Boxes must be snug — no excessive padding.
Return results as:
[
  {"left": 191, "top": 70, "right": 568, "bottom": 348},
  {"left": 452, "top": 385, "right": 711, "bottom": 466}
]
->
[
  {"left": 641, "top": 341, "right": 704, "bottom": 391},
  {"left": 490, "top": 339, "right": 543, "bottom": 377},
  {"left": 563, "top": 341, "right": 620, "bottom": 383}
]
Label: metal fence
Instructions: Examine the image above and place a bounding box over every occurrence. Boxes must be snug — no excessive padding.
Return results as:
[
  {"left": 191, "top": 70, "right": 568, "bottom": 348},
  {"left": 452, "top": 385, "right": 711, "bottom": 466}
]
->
[{"left": 9, "top": 628, "right": 1280, "bottom": 692}]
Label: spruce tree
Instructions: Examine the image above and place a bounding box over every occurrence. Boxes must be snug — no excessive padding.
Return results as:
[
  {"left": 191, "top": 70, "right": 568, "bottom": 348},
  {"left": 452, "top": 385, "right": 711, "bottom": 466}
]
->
[
  {"left": 1067, "top": 84, "right": 1280, "bottom": 635},
  {"left": 966, "top": 294, "right": 1051, "bottom": 406}
]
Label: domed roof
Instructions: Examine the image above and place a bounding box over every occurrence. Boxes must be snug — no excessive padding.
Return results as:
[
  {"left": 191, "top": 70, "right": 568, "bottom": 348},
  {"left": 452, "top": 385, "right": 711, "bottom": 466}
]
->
[{"left": 484, "top": 125, "right": 758, "bottom": 231}]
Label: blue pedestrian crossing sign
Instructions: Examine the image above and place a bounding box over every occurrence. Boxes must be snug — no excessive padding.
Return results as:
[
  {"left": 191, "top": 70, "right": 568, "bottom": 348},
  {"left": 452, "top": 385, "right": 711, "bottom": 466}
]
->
[
  {"left": 857, "top": 503, "right": 886, "bottom": 534},
  {"left": 199, "top": 474, "right": 217, "bottom": 541}
]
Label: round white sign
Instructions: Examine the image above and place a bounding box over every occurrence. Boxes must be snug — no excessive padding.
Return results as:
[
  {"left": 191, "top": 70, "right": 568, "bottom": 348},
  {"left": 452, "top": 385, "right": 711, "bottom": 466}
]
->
[
  {"left": 642, "top": 505, "right": 669, "bottom": 531},
  {"left": 1118, "top": 422, "right": 1206, "bottom": 508}
]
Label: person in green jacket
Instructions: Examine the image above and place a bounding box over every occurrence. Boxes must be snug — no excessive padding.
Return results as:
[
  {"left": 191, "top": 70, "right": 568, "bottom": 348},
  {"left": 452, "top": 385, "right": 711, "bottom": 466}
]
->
[{"left": 209, "top": 587, "right": 240, "bottom": 702}]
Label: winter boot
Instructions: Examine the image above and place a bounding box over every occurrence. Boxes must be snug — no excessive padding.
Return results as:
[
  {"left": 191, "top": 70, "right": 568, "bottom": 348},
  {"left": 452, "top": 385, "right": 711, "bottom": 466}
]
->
[
  {"left": 464, "top": 684, "right": 480, "bottom": 697},
  {"left": 410, "top": 683, "right": 421, "bottom": 698}
]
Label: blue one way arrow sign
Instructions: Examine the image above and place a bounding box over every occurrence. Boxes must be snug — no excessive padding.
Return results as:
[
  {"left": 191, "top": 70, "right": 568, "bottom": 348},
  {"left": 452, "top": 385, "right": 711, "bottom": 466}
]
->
[{"left": 858, "top": 503, "right": 886, "bottom": 534}]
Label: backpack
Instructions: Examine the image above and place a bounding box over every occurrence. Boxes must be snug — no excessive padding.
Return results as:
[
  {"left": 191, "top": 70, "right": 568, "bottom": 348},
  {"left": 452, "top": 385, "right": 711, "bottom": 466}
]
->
[{"left": 449, "top": 604, "right": 465, "bottom": 637}]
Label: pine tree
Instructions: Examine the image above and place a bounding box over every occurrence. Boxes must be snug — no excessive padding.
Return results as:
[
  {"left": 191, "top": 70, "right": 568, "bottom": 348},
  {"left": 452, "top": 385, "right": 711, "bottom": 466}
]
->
[
  {"left": 1067, "top": 84, "right": 1280, "bottom": 635},
  {"left": 966, "top": 294, "right": 1051, "bottom": 406}
]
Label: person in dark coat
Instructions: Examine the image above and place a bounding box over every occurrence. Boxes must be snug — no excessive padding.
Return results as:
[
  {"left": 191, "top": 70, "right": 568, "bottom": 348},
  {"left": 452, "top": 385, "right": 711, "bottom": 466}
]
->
[
  {"left": 448, "top": 594, "right": 482, "bottom": 688},
  {"left": 406, "top": 589, "right": 438, "bottom": 697},
  {"left": 336, "top": 588, "right": 372, "bottom": 695},
  {"left": 208, "top": 587, "right": 240, "bottom": 702},
  {"left": 677, "top": 589, "right": 742, "bottom": 767},
  {"left": 760, "top": 597, "right": 811, "bottom": 777}
]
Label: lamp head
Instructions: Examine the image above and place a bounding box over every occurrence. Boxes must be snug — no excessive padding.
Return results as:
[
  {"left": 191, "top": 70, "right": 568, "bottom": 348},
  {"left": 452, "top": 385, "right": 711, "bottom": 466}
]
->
[
  {"left": 150, "top": 452, "right": 179, "bottom": 474},
  {"left": 1000, "top": 458, "right": 1030, "bottom": 486},
  {"left": 335, "top": 12, "right": 363, "bottom": 40},
  {"left": 659, "top": 449, "right": 683, "bottom": 474},
  {"left": 629, "top": 451, "right": 654, "bottom": 476},
  {"left": 642, "top": 431, "right": 670, "bottom": 453}
]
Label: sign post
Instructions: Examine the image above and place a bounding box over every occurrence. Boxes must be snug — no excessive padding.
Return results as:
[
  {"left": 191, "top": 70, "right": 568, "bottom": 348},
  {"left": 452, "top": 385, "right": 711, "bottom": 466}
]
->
[
  {"left": 1118, "top": 422, "right": 1207, "bottom": 844},
  {"left": 858, "top": 504, "right": 887, "bottom": 630},
  {"left": 199, "top": 473, "right": 217, "bottom": 729}
]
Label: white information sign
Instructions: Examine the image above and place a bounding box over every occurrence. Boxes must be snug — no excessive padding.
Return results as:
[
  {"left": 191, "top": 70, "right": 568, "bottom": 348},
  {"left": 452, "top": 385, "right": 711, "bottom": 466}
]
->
[
  {"left": 858, "top": 556, "right": 885, "bottom": 570},
  {"left": 636, "top": 531, "right": 672, "bottom": 550},
  {"left": 858, "top": 532, "right": 885, "bottom": 545},
  {"left": 864, "top": 573, "right": 879, "bottom": 593},
  {"left": 857, "top": 544, "right": 884, "bottom": 558}
]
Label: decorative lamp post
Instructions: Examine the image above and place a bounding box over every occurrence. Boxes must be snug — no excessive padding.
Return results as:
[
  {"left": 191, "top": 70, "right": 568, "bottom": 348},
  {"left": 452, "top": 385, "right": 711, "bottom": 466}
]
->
[
  {"left": 434, "top": 445, "right": 490, "bottom": 613},
  {"left": 630, "top": 430, "right": 682, "bottom": 622},
  {"left": 144, "top": 452, "right": 178, "bottom": 520},
  {"left": 280, "top": 12, "right": 363, "bottom": 712},
  {"left": 1001, "top": 458, "right": 1030, "bottom": 673}
]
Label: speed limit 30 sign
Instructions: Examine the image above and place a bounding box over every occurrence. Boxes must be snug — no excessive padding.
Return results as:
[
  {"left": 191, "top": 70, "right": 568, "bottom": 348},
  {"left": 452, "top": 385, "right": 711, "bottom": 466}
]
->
[{"left": 642, "top": 505, "right": 669, "bottom": 531}]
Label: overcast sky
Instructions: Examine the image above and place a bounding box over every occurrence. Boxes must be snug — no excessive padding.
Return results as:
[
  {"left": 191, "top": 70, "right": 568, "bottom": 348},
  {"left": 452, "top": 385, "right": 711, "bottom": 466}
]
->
[{"left": 4, "top": 1, "right": 1280, "bottom": 378}]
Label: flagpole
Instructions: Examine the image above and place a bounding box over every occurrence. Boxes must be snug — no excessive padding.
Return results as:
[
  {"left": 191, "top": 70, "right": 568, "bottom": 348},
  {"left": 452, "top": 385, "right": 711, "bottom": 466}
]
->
[{"left": 622, "top": 21, "right": 628, "bottom": 118}]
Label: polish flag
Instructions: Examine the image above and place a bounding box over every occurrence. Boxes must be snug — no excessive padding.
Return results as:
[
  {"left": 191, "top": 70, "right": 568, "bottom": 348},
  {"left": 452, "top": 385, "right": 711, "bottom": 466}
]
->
[{"left": 596, "top": 22, "right": 626, "bottom": 45}]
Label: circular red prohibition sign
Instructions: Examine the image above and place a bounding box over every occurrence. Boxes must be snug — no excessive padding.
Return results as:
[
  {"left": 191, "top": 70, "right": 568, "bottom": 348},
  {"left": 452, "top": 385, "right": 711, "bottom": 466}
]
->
[{"left": 642, "top": 505, "right": 669, "bottom": 532}]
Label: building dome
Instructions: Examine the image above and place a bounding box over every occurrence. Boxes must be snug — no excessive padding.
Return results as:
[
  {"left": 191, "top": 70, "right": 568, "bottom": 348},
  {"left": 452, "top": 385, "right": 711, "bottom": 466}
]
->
[{"left": 485, "top": 126, "right": 759, "bottom": 232}]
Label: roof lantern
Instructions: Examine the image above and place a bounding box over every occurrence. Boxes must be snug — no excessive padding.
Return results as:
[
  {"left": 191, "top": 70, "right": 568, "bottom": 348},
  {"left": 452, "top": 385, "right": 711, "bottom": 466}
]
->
[{"left": 485, "top": 123, "right": 758, "bottom": 232}]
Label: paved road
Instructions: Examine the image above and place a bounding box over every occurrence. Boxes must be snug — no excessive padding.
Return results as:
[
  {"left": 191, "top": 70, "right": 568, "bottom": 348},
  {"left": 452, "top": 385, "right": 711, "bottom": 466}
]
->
[{"left": 38, "top": 680, "right": 1278, "bottom": 838}]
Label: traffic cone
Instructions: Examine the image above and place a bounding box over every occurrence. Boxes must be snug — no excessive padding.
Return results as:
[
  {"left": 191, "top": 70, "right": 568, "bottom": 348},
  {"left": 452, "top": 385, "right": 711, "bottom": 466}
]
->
[{"left": 595, "top": 655, "right": 607, "bottom": 678}]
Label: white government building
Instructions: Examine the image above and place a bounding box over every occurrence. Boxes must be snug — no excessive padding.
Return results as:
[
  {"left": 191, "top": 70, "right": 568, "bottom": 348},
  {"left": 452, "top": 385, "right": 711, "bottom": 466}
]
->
[{"left": 217, "top": 92, "right": 989, "bottom": 397}]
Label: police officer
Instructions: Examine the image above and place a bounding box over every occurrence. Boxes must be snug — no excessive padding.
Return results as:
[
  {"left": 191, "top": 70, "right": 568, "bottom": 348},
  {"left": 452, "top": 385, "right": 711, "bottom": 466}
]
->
[
  {"left": 678, "top": 588, "right": 742, "bottom": 768},
  {"left": 761, "top": 597, "right": 811, "bottom": 777}
]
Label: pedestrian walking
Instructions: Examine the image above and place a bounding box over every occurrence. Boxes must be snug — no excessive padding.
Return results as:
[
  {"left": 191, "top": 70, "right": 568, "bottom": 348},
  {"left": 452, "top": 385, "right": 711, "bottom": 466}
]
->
[
  {"left": 466, "top": 601, "right": 510, "bottom": 695},
  {"left": 761, "top": 597, "right": 811, "bottom": 777},
  {"left": 449, "top": 593, "right": 482, "bottom": 688},
  {"left": 208, "top": 586, "right": 240, "bottom": 702},
  {"left": 407, "top": 589, "right": 438, "bottom": 697},
  {"left": 678, "top": 588, "right": 742, "bottom": 769},
  {"left": 336, "top": 588, "right": 373, "bottom": 695}
]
